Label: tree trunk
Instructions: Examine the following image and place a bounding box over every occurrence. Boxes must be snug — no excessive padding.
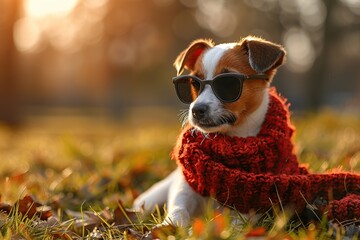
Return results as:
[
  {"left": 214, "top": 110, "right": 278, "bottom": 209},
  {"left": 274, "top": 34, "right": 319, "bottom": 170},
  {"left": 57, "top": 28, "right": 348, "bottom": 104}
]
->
[
  {"left": 0, "top": 0, "right": 21, "bottom": 125},
  {"left": 305, "top": 1, "right": 336, "bottom": 110}
]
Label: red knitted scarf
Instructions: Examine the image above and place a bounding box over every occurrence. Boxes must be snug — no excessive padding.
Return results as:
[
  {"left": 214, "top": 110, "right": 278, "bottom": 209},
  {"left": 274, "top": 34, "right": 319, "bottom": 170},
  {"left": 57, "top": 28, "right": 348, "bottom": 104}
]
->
[{"left": 173, "top": 89, "right": 360, "bottom": 221}]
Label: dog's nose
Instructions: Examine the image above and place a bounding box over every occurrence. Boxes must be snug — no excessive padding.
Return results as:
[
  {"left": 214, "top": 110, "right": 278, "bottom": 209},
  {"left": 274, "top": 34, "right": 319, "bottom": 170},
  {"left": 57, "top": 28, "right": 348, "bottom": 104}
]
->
[{"left": 192, "top": 103, "right": 208, "bottom": 120}]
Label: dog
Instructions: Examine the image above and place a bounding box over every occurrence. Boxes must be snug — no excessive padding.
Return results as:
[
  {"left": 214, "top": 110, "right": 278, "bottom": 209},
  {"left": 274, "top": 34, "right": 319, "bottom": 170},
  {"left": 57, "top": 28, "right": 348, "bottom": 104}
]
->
[{"left": 133, "top": 36, "right": 286, "bottom": 227}]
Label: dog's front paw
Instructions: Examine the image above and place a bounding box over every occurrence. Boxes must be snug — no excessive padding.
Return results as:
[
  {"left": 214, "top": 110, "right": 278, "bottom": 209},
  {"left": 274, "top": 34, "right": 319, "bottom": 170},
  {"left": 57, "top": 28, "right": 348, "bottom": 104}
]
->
[
  {"left": 132, "top": 196, "right": 146, "bottom": 212},
  {"left": 162, "top": 208, "right": 191, "bottom": 228},
  {"left": 133, "top": 193, "right": 157, "bottom": 214}
]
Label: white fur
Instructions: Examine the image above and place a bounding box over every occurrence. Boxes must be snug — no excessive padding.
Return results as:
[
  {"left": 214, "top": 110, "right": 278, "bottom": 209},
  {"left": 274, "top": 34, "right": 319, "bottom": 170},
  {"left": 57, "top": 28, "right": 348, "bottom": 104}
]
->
[
  {"left": 202, "top": 43, "right": 236, "bottom": 79},
  {"left": 188, "top": 85, "right": 225, "bottom": 133},
  {"left": 133, "top": 169, "right": 179, "bottom": 213},
  {"left": 133, "top": 43, "right": 269, "bottom": 227},
  {"left": 189, "top": 43, "right": 238, "bottom": 134},
  {"left": 228, "top": 91, "right": 269, "bottom": 137},
  {"left": 163, "top": 169, "right": 204, "bottom": 226}
]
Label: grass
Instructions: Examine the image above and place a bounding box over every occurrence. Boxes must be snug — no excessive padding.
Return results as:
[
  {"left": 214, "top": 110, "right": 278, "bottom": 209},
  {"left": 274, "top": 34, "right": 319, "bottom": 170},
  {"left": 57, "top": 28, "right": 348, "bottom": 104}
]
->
[{"left": 0, "top": 109, "right": 359, "bottom": 239}]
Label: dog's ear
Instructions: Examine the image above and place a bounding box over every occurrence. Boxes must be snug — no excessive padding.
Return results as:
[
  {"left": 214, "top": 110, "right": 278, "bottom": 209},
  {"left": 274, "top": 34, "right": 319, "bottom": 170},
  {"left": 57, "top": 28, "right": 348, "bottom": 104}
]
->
[
  {"left": 174, "top": 39, "right": 214, "bottom": 75},
  {"left": 243, "top": 37, "right": 286, "bottom": 73}
]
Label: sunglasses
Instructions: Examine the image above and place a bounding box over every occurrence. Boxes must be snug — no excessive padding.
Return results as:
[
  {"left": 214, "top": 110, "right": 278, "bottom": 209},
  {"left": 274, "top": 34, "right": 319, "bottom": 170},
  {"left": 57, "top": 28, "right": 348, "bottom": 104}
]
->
[{"left": 172, "top": 73, "right": 268, "bottom": 104}]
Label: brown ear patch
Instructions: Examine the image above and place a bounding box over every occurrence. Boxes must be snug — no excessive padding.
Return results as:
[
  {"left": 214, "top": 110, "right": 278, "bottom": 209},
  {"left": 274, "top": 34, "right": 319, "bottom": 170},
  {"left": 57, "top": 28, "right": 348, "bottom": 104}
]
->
[
  {"left": 245, "top": 38, "right": 286, "bottom": 73},
  {"left": 214, "top": 44, "right": 255, "bottom": 76},
  {"left": 174, "top": 39, "right": 214, "bottom": 75}
]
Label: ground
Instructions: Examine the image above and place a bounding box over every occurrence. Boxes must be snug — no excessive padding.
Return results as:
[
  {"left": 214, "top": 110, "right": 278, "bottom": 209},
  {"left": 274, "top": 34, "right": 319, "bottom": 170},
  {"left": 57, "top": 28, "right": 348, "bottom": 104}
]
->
[{"left": 0, "top": 109, "right": 359, "bottom": 239}]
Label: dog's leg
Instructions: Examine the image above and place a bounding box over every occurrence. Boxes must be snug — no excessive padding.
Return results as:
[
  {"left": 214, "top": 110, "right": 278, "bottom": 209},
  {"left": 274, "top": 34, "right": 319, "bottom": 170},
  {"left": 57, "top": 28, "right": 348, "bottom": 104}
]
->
[
  {"left": 133, "top": 169, "right": 178, "bottom": 214},
  {"left": 163, "top": 168, "right": 204, "bottom": 227}
]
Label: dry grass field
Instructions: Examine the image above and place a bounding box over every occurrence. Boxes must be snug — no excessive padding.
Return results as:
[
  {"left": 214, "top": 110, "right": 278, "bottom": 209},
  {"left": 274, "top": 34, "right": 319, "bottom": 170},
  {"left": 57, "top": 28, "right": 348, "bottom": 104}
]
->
[{"left": 0, "top": 110, "right": 359, "bottom": 239}]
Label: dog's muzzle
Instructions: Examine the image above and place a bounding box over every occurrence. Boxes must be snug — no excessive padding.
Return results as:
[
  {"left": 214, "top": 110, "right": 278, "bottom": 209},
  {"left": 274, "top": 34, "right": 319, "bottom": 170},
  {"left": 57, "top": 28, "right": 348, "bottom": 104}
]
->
[
  {"left": 192, "top": 103, "right": 208, "bottom": 120},
  {"left": 191, "top": 103, "right": 236, "bottom": 128}
]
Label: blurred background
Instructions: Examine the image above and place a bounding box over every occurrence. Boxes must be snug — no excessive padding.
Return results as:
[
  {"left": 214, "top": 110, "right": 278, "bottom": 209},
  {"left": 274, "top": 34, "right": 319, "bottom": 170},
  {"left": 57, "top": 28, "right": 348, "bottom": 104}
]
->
[
  {"left": 0, "top": 0, "right": 360, "bottom": 126},
  {"left": 0, "top": 0, "right": 360, "bottom": 218}
]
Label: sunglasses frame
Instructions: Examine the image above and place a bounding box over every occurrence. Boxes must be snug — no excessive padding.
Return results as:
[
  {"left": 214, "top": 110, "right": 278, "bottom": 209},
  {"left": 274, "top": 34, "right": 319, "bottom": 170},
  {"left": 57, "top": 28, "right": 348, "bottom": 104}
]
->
[{"left": 172, "top": 73, "right": 269, "bottom": 104}]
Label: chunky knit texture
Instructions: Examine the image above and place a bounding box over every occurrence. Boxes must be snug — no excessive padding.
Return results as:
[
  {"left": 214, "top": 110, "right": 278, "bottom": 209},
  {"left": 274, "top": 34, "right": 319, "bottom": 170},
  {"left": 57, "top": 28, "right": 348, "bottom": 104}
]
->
[{"left": 173, "top": 88, "right": 360, "bottom": 222}]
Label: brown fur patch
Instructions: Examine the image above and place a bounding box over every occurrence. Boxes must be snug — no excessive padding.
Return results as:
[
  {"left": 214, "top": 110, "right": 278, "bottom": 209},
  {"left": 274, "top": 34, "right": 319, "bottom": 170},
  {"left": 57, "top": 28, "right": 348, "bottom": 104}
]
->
[
  {"left": 191, "top": 53, "right": 205, "bottom": 79},
  {"left": 186, "top": 53, "right": 206, "bottom": 101},
  {"left": 215, "top": 44, "right": 256, "bottom": 76},
  {"left": 174, "top": 39, "right": 213, "bottom": 75},
  {"left": 214, "top": 43, "right": 269, "bottom": 127}
]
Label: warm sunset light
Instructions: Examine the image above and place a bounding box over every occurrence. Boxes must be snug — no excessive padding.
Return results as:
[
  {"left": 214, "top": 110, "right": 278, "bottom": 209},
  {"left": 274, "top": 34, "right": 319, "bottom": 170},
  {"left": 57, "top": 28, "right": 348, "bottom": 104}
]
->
[
  {"left": 13, "top": 0, "right": 80, "bottom": 53},
  {"left": 24, "top": 0, "right": 79, "bottom": 18},
  {"left": 14, "top": 0, "right": 108, "bottom": 53},
  {"left": 13, "top": 17, "right": 42, "bottom": 53},
  {"left": 1, "top": 0, "right": 360, "bottom": 238}
]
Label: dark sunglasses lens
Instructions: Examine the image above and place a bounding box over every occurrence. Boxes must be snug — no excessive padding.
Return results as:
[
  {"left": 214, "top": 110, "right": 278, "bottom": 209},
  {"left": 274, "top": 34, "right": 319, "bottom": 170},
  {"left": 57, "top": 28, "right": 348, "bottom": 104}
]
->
[
  {"left": 175, "top": 77, "right": 201, "bottom": 103},
  {"left": 213, "top": 76, "right": 242, "bottom": 102}
]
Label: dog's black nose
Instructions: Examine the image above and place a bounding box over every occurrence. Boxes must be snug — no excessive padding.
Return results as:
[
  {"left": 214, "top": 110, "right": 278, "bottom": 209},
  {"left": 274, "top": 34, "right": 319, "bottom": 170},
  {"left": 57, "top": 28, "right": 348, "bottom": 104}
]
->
[{"left": 192, "top": 103, "right": 208, "bottom": 120}]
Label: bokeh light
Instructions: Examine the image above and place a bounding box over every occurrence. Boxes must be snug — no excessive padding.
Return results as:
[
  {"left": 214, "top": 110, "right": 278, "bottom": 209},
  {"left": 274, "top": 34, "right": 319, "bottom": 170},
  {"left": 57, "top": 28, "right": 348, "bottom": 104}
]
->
[
  {"left": 13, "top": 17, "right": 42, "bottom": 53},
  {"left": 298, "top": 0, "right": 327, "bottom": 30},
  {"left": 1, "top": 0, "right": 360, "bottom": 126},
  {"left": 283, "top": 28, "right": 316, "bottom": 73},
  {"left": 195, "top": 0, "right": 237, "bottom": 38},
  {"left": 341, "top": 0, "right": 360, "bottom": 15},
  {"left": 24, "top": 0, "right": 79, "bottom": 18}
]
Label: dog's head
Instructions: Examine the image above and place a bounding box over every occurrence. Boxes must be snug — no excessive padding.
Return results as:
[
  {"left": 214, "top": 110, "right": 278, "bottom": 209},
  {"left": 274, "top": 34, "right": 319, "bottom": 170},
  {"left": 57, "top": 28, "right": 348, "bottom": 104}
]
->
[{"left": 173, "top": 36, "right": 286, "bottom": 136}]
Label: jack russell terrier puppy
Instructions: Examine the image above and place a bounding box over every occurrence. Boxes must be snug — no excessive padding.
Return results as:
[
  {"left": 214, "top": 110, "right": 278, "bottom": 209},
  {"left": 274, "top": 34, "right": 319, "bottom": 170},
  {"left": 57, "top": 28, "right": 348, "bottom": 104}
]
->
[{"left": 133, "top": 36, "right": 286, "bottom": 227}]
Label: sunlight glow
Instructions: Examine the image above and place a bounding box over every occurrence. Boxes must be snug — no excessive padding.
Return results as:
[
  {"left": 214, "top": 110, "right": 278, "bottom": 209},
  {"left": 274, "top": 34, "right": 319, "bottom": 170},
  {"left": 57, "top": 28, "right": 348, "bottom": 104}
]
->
[
  {"left": 195, "top": 0, "right": 237, "bottom": 37},
  {"left": 341, "top": 0, "right": 360, "bottom": 15},
  {"left": 18, "top": 0, "right": 107, "bottom": 53},
  {"left": 47, "top": 20, "right": 77, "bottom": 51},
  {"left": 24, "top": 0, "right": 79, "bottom": 18},
  {"left": 298, "top": 0, "right": 326, "bottom": 30},
  {"left": 84, "top": 0, "right": 108, "bottom": 9},
  {"left": 13, "top": 18, "right": 42, "bottom": 53},
  {"left": 283, "top": 28, "right": 315, "bottom": 73}
]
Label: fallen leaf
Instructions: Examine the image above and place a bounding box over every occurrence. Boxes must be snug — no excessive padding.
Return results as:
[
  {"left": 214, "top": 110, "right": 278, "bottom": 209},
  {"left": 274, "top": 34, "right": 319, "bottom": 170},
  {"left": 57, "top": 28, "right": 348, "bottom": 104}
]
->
[
  {"left": 67, "top": 209, "right": 105, "bottom": 233},
  {"left": 34, "top": 216, "right": 59, "bottom": 229},
  {"left": 245, "top": 227, "right": 267, "bottom": 237},
  {"left": 192, "top": 218, "right": 206, "bottom": 236},
  {"left": 113, "top": 200, "right": 139, "bottom": 227},
  {"left": 0, "top": 202, "right": 12, "bottom": 214},
  {"left": 213, "top": 213, "right": 227, "bottom": 236},
  {"left": 125, "top": 228, "right": 148, "bottom": 240},
  {"left": 17, "top": 195, "right": 37, "bottom": 218},
  {"left": 37, "top": 205, "right": 53, "bottom": 220},
  {"left": 9, "top": 171, "right": 28, "bottom": 184},
  {"left": 151, "top": 224, "right": 176, "bottom": 239}
]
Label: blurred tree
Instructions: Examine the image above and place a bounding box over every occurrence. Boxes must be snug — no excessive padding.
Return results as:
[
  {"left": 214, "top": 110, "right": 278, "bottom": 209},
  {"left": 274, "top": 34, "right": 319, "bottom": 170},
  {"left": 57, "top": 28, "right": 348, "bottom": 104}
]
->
[
  {"left": 0, "top": 0, "right": 21, "bottom": 125},
  {"left": 305, "top": 0, "right": 335, "bottom": 110},
  {"left": 241, "top": 0, "right": 360, "bottom": 110},
  {"left": 1, "top": 0, "right": 358, "bottom": 118},
  {"left": 306, "top": 1, "right": 360, "bottom": 110}
]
